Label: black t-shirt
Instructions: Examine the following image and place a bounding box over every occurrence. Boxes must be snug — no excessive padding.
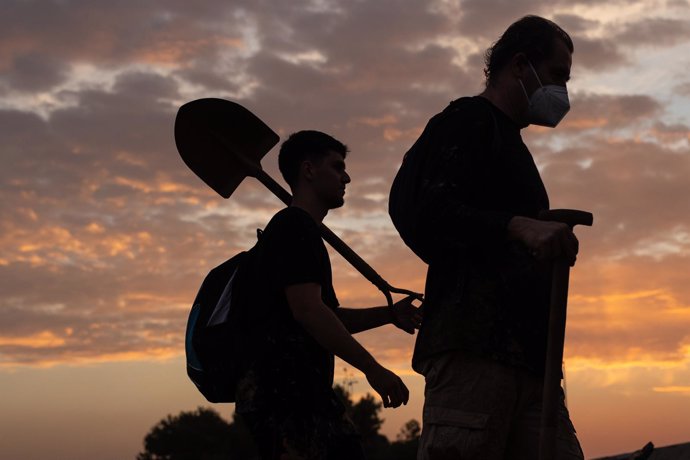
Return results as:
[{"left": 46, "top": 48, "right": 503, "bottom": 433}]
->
[
  {"left": 235, "top": 206, "right": 340, "bottom": 413},
  {"left": 412, "top": 96, "right": 552, "bottom": 376}
]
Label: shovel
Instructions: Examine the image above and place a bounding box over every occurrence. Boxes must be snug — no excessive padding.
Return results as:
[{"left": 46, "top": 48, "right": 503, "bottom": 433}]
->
[
  {"left": 174, "top": 98, "right": 420, "bottom": 308},
  {"left": 538, "top": 209, "right": 593, "bottom": 460}
]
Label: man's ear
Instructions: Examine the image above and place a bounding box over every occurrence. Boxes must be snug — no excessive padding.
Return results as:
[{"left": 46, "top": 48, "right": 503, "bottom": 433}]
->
[
  {"left": 300, "top": 160, "right": 315, "bottom": 182},
  {"left": 510, "top": 52, "right": 530, "bottom": 80}
]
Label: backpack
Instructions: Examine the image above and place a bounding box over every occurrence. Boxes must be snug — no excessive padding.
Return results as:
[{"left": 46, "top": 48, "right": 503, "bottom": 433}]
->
[
  {"left": 388, "top": 98, "right": 500, "bottom": 264},
  {"left": 185, "top": 230, "right": 262, "bottom": 403}
]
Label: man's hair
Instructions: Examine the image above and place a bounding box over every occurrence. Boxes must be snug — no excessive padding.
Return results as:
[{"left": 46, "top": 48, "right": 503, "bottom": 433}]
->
[
  {"left": 483, "top": 15, "right": 574, "bottom": 86},
  {"left": 278, "top": 130, "right": 348, "bottom": 188}
]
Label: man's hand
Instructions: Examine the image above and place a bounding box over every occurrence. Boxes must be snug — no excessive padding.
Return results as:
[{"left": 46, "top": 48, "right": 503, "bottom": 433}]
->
[
  {"left": 364, "top": 363, "right": 410, "bottom": 408},
  {"left": 390, "top": 295, "right": 423, "bottom": 334},
  {"left": 508, "top": 216, "right": 579, "bottom": 266}
]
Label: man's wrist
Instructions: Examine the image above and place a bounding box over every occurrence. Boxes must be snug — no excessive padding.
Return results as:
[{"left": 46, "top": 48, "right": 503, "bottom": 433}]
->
[
  {"left": 359, "top": 354, "right": 380, "bottom": 375},
  {"left": 386, "top": 305, "right": 396, "bottom": 325}
]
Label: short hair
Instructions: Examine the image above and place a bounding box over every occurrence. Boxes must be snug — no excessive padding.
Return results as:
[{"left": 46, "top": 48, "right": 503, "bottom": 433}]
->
[
  {"left": 484, "top": 15, "right": 574, "bottom": 86},
  {"left": 278, "top": 130, "right": 348, "bottom": 188}
]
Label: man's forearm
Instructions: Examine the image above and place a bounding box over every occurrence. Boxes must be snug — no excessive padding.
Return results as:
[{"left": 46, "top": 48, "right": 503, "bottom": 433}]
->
[
  {"left": 293, "top": 303, "right": 381, "bottom": 374},
  {"left": 335, "top": 307, "right": 391, "bottom": 334}
]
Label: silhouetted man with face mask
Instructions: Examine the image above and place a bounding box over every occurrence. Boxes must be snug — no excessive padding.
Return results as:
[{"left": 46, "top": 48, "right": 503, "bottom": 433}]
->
[{"left": 407, "top": 16, "right": 585, "bottom": 460}]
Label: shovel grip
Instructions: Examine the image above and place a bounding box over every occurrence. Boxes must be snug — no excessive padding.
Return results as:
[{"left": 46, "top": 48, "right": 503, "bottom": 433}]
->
[{"left": 539, "top": 209, "right": 593, "bottom": 229}]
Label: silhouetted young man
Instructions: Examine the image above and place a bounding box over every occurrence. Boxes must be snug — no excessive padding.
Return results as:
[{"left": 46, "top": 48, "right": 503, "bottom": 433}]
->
[
  {"left": 237, "top": 131, "right": 421, "bottom": 460},
  {"left": 409, "top": 16, "right": 584, "bottom": 460}
]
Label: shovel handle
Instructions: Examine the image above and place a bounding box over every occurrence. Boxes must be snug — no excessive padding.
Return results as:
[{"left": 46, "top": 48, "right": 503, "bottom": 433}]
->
[
  {"left": 539, "top": 259, "right": 571, "bottom": 460},
  {"left": 254, "top": 169, "right": 421, "bottom": 307},
  {"left": 254, "top": 168, "right": 292, "bottom": 206},
  {"left": 538, "top": 209, "right": 592, "bottom": 460}
]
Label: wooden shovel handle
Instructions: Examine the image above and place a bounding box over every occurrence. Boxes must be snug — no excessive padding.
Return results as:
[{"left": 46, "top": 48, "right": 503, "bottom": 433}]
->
[{"left": 538, "top": 209, "right": 592, "bottom": 460}]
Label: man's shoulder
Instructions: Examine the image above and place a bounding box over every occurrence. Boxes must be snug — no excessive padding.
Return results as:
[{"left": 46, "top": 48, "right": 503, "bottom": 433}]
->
[
  {"left": 261, "top": 207, "right": 322, "bottom": 252},
  {"left": 426, "top": 96, "right": 497, "bottom": 145},
  {"left": 440, "top": 96, "right": 495, "bottom": 123},
  {"left": 265, "top": 207, "right": 317, "bottom": 233}
]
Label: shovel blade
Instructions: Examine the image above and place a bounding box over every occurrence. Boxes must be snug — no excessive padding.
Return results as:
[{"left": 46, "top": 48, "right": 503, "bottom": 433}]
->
[{"left": 174, "top": 98, "right": 280, "bottom": 198}]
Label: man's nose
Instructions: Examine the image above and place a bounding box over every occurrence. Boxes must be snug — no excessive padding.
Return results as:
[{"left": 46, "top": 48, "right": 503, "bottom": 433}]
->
[{"left": 343, "top": 172, "right": 351, "bottom": 183}]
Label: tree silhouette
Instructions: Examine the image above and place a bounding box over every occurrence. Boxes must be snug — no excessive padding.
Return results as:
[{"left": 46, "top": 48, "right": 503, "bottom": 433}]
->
[
  {"left": 137, "top": 407, "right": 258, "bottom": 460},
  {"left": 388, "top": 419, "right": 421, "bottom": 459},
  {"left": 333, "top": 383, "right": 421, "bottom": 460},
  {"left": 139, "top": 386, "right": 420, "bottom": 459},
  {"left": 397, "top": 419, "right": 421, "bottom": 442}
]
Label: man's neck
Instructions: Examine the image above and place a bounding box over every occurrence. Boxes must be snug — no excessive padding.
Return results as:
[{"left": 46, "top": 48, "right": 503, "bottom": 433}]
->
[
  {"left": 478, "top": 83, "right": 527, "bottom": 129},
  {"left": 290, "top": 195, "right": 328, "bottom": 223}
]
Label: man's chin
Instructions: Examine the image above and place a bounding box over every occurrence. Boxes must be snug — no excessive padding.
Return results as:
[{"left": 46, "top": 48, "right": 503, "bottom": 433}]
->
[{"left": 329, "top": 197, "right": 345, "bottom": 209}]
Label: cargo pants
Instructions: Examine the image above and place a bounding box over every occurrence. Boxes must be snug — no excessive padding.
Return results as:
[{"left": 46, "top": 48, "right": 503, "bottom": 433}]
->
[{"left": 418, "top": 350, "right": 584, "bottom": 460}]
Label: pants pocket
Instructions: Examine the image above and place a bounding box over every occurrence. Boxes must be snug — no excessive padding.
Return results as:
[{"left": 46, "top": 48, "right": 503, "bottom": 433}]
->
[{"left": 418, "top": 406, "right": 495, "bottom": 460}]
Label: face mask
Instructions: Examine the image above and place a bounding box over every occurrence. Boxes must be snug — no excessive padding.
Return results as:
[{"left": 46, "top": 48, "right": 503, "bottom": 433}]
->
[{"left": 519, "top": 62, "right": 570, "bottom": 128}]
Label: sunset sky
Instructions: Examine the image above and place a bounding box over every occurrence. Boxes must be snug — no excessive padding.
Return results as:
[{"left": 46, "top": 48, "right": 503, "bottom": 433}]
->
[{"left": 1, "top": 1, "right": 690, "bottom": 458}]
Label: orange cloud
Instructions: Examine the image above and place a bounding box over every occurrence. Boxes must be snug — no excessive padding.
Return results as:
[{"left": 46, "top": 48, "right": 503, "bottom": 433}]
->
[
  {"left": 353, "top": 114, "right": 398, "bottom": 127},
  {"left": 135, "top": 36, "right": 244, "bottom": 67},
  {"left": 383, "top": 126, "right": 423, "bottom": 142},
  {"left": 653, "top": 386, "right": 690, "bottom": 395},
  {"left": 0, "top": 331, "right": 66, "bottom": 348},
  {"left": 562, "top": 117, "right": 609, "bottom": 129},
  {"left": 0, "top": 348, "right": 180, "bottom": 369}
]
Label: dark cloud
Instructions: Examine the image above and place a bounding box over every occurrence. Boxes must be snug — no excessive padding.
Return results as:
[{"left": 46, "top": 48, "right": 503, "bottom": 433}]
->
[
  {"left": 560, "top": 93, "right": 662, "bottom": 130},
  {"left": 455, "top": 0, "right": 546, "bottom": 39},
  {"left": 176, "top": 66, "right": 246, "bottom": 93},
  {"left": 553, "top": 13, "right": 600, "bottom": 34},
  {"left": 536, "top": 137, "right": 690, "bottom": 263},
  {"left": 112, "top": 71, "right": 179, "bottom": 100},
  {"left": 454, "top": 0, "right": 628, "bottom": 40},
  {"left": 571, "top": 36, "right": 628, "bottom": 71},
  {"left": 0, "top": 1, "right": 247, "bottom": 81},
  {"left": 451, "top": 7, "right": 632, "bottom": 75},
  {"left": 241, "top": 0, "right": 474, "bottom": 123},
  {"left": 0, "top": 52, "right": 69, "bottom": 92},
  {"left": 615, "top": 17, "right": 690, "bottom": 47}
]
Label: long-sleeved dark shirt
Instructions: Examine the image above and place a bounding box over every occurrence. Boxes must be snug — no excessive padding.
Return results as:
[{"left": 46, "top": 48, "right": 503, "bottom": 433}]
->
[{"left": 411, "top": 96, "right": 552, "bottom": 376}]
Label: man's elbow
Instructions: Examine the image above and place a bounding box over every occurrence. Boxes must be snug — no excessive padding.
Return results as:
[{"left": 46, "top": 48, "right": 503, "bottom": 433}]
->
[
  {"left": 285, "top": 283, "right": 324, "bottom": 325},
  {"left": 289, "top": 301, "right": 321, "bottom": 325}
]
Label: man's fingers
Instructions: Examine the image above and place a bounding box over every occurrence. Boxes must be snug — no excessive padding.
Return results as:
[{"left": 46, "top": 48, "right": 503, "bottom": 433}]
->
[
  {"left": 531, "top": 223, "right": 580, "bottom": 264},
  {"left": 410, "top": 293, "right": 424, "bottom": 302},
  {"left": 381, "top": 393, "right": 390, "bottom": 408},
  {"left": 372, "top": 370, "right": 409, "bottom": 408},
  {"left": 389, "top": 379, "right": 409, "bottom": 408},
  {"left": 383, "top": 390, "right": 397, "bottom": 408},
  {"left": 400, "top": 379, "right": 410, "bottom": 405},
  {"left": 395, "top": 381, "right": 408, "bottom": 406},
  {"left": 391, "top": 388, "right": 403, "bottom": 407},
  {"left": 382, "top": 385, "right": 399, "bottom": 408}
]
